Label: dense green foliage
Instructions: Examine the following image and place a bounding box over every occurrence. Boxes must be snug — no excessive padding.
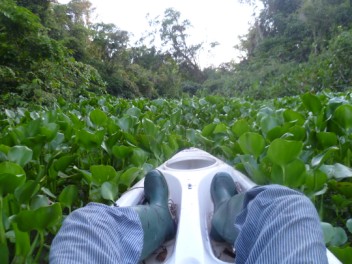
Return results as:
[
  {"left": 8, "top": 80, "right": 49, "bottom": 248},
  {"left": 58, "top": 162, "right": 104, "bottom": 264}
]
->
[
  {"left": 203, "top": 0, "right": 352, "bottom": 98},
  {"left": 0, "top": 92, "right": 352, "bottom": 263},
  {"left": 0, "top": 0, "right": 106, "bottom": 105},
  {"left": 2, "top": 0, "right": 352, "bottom": 103}
]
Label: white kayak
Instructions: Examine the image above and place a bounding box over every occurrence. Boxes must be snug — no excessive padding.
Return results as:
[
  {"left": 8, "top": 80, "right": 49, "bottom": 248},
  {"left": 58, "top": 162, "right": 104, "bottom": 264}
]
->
[{"left": 116, "top": 148, "right": 341, "bottom": 264}]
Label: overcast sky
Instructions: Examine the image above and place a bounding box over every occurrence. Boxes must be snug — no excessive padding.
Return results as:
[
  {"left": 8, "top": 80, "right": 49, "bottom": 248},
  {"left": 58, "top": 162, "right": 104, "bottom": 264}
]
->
[{"left": 58, "top": 0, "right": 254, "bottom": 67}]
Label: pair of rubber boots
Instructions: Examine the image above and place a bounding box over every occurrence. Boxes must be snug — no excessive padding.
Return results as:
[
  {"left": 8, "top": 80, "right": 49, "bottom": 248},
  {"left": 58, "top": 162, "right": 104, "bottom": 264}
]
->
[{"left": 134, "top": 170, "right": 244, "bottom": 261}]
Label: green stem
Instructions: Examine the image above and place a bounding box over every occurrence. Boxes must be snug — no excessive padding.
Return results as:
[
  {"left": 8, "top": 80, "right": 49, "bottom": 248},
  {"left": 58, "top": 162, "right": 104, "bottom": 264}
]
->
[
  {"left": 27, "top": 232, "right": 40, "bottom": 260},
  {"left": 319, "top": 195, "right": 324, "bottom": 220},
  {"left": 0, "top": 196, "right": 6, "bottom": 246},
  {"left": 33, "top": 232, "right": 44, "bottom": 263},
  {"left": 0, "top": 195, "right": 9, "bottom": 264}
]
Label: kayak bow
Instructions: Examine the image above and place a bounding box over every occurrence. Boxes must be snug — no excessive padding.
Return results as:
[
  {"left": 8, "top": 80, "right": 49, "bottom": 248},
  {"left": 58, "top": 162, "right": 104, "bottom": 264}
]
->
[{"left": 116, "top": 148, "right": 341, "bottom": 264}]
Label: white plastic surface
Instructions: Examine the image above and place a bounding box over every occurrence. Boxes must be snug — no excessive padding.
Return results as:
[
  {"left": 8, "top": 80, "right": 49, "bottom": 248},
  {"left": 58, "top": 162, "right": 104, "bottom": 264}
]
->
[{"left": 115, "top": 148, "right": 341, "bottom": 264}]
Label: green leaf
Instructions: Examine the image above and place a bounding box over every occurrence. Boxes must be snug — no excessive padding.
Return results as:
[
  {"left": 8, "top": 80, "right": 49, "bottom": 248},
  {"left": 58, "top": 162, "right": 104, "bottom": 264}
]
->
[
  {"left": 202, "top": 123, "right": 216, "bottom": 137},
  {"left": 112, "top": 145, "right": 133, "bottom": 159},
  {"left": 304, "top": 170, "right": 328, "bottom": 194},
  {"left": 30, "top": 195, "right": 50, "bottom": 210},
  {"left": 239, "top": 155, "right": 267, "bottom": 184},
  {"left": 167, "top": 135, "right": 179, "bottom": 152},
  {"left": 231, "top": 119, "right": 250, "bottom": 137},
  {"left": 330, "top": 227, "right": 348, "bottom": 246},
  {"left": 259, "top": 115, "right": 280, "bottom": 135},
  {"left": 283, "top": 109, "right": 305, "bottom": 125},
  {"left": 271, "top": 159, "right": 306, "bottom": 187},
  {"left": 90, "top": 109, "right": 107, "bottom": 126},
  {"left": 126, "top": 107, "right": 141, "bottom": 118},
  {"left": 53, "top": 155, "right": 76, "bottom": 172},
  {"left": 130, "top": 148, "right": 148, "bottom": 166},
  {"left": 58, "top": 185, "right": 78, "bottom": 209},
  {"left": 40, "top": 123, "right": 59, "bottom": 141},
  {"left": 266, "top": 126, "right": 284, "bottom": 141},
  {"left": 15, "top": 203, "right": 62, "bottom": 232},
  {"left": 198, "top": 98, "right": 207, "bottom": 105},
  {"left": 331, "top": 194, "right": 352, "bottom": 210},
  {"left": 287, "top": 125, "right": 306, "bottom": 141},
  {"left": 346, "top": 219, "right": 352, "bottom": 234},
  {"left": 73, "top": 166, "right": 92, "bottom": 183},
  {"left": 333, "top": 104, "right": 352, "bottom": 132},
  {"left": 118, "top": 116, "right": 137, "bottom": 132},
  {"left": 49, "top": 133, "right": 65, "bottom": 151},
  {"left": 14, "top": 180, "right": 40, "bottom": 204},
  {"left": 0, "top": 145, "right": 10, "bottom": 155},
  {"left": 311, "top": 146, "right": 338, "bottom": 168},
  {"left": 267, "top": 139, "right": 303, "bottom": 166},
  {"left": 186, "top": 128, "right": 197, "bottom": 144},
  {"left": 41, "top": 187, "right": 56, "bottom": 199},
  {"left": 321, "top": 222, "right": 334, "bottom": 244},
  {"left": 5, "top": 109, "right": 16, "bottom": 119},
  {"left": 283, "top": 159, "right": 306, "bottom": 187},
  {"left": 101, "top": 182, "right": 118, "bottom": 202},
  {"left": 329, "top": 246, "right": 352, "bottom": 264},
  {"left": 0, "top": 161, "right": 26, "bottom": 196},
  {"left": 142, "top": 118, "right": 157, "bottom": 136},
  {"left": 213, "top": 123, "right": 227, "bottom": 134},
  {"left": 301, "top": 93, "right": 322, "bottom": 115},
  {"left": 219, "top": 145, "right": 235, "bottom": 159},
  {"left": 76, "top": 129, "right": 104, "bottom": 149},
  {"left": 320, "top": 163, "right": 352, "bottom": 180},
  {"left": 329, "top": 181, "right": 352, "bottom": 198},
  {"left": 7, "top": 146, "right": 33, "bottom": 167},
  {"left": 90, "top": 165, "right": 117, "bottom": 186},
  {"left": 238, "top": 132, "right": 265, "bottom": 158},
  {"left": 170, "top": 109, "right": 181, "bottom": 125},
  {"left": 161, "top": 144, "right": 174, "bottom": 160},
  {"left": 119, "top": 167, "right": 142, "bottom": 187},
  {"left": 316, "top": 132, "right": 337, "bottom": 149}
]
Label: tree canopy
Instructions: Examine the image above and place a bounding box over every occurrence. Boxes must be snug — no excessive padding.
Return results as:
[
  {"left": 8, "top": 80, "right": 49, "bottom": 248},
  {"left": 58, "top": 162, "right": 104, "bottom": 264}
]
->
[{"left": 1, "top": 0, "right": 352, "bottom": 104}]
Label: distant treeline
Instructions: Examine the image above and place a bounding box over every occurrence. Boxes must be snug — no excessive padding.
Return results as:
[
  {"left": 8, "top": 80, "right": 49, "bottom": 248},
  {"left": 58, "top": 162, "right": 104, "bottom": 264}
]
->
[{"left": 1, "top": 0, "right": 352, "bottom": 105}]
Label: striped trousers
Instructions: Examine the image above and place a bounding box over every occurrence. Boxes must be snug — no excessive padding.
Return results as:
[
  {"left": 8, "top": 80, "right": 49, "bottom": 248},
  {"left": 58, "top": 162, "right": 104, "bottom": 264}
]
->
[{"left": 49, "top": 185, "right": 328, "bottom": 264}]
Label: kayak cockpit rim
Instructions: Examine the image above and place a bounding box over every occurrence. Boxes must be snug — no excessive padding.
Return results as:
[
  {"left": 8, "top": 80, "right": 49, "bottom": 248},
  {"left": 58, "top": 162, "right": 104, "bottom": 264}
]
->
[{"left": 164, "top": 156, "right": 218, "bottom": 170}]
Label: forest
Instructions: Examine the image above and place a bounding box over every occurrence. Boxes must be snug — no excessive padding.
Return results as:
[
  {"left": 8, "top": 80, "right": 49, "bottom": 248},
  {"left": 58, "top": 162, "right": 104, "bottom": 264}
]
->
[
  {"left": 1, "top": 0, "right": 352, "bottom": 263},
  {"left": 1, "top": 0, "right": 352, "bottom": 105}
]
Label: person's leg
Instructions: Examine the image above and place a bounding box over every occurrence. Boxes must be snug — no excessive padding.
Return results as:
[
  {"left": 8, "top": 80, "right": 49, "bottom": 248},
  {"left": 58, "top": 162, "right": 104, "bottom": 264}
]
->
[
  {"left": 50, "top": 170, "right": 176, "bottom": 264},
  {"left": 210, "top": 173, "right": 328, "bottom": 264},
  {"left": 49, "top": 204, "right": 143, "bottom": 264},
  {"left": 235, "top": 185, "right": 328, "bottom": 264}
]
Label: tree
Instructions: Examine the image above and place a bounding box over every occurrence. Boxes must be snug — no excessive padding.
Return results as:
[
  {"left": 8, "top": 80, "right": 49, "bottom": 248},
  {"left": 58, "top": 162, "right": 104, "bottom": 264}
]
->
[
  {"left": 211, "top": 0, "right": 352, "bottom": 98},
  {"left": 155, "top": 8, "right": 205, "bottom": 83},
  {"left": 15, "top": 0, "right": 51, "bottom": 23},
  {"left": 131, "top": 46, "right": 182, "bottom": 97},
  {"left": 86, "top": 22, "right": 131, "bottom": 96},
  {"left": 66, "top": 0, "right": 92, "bottom": 26},
  {"left": 89, "top": 23, "right": 129, "bottom": 63},
  {"left": 0, "top": 0, "right": 63, "bottom": 75},
  {"left": 238, "top": 0, "right": 352, "bottom": 61},
  {"left": 300, "top": 0, "right": 352, "bottom": 54},
  {"left": 0, "top": 0, "right": 105, "bottom": 105}
]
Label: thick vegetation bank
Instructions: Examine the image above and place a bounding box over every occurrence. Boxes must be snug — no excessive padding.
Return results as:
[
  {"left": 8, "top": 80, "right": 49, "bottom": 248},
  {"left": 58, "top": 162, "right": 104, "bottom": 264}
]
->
[
  {"left": 0, "top": 92, "right": 352, "bottom": 262},
  {"left": 2, "top": 0, "right": 352, "bottom": 105}
]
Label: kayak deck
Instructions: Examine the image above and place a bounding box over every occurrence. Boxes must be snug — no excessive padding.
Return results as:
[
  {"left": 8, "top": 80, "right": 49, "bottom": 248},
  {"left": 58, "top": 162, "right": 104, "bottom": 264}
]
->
[{"left": 116, "top": 148, "right": 341, "bottom": 264}]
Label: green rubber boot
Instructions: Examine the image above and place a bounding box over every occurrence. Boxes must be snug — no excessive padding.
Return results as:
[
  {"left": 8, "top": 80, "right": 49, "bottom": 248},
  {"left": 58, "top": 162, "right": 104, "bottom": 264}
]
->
[
  {"left": 210, "top": 172, "right": 245, "bottom": 245},
  {"left": 133, "top": 170, "right": 176, "bottom": 261}
]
